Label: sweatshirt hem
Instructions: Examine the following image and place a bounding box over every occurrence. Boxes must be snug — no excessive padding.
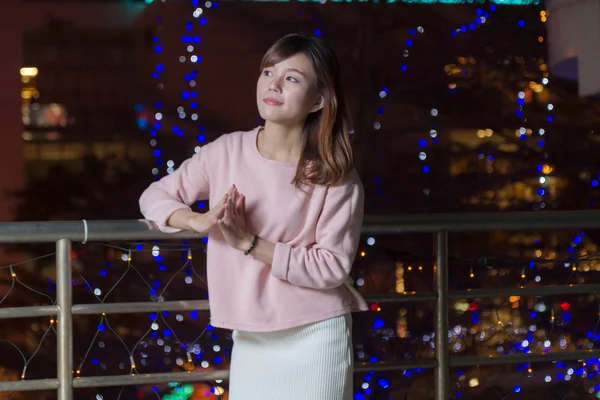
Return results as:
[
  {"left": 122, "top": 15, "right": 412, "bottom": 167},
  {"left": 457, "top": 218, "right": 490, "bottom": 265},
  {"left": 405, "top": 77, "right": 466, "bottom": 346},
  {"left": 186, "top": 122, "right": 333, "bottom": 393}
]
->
[{"left": 210, "top": 306, "right": 366, "bottom": 332}]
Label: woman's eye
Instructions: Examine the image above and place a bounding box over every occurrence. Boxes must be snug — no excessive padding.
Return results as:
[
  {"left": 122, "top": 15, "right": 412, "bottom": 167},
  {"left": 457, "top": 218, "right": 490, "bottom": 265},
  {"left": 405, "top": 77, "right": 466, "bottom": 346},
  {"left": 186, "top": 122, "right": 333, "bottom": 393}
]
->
[
  {"left": 287, "top": 76, "right": 299, "bottom": 83},
  {"left": 263, "top": 70, "right": 273, "bottom": 77}
]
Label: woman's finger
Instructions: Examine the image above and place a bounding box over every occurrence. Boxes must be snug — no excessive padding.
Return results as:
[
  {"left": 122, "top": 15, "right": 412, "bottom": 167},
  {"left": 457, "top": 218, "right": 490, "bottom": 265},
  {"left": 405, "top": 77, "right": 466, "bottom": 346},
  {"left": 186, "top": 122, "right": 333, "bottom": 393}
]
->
[
  {"left": 217, "top": 194, "right": 228, "bottom": 209},
  {"left": 235, "top": 194, "right": 244, "bottom": 215},
  {"left": 214, "top": 206, "right": 224, "bottom": 221},
  {"left": 231, "top": 190, "right": 239, "bottom": 215},
  {"left": 228, "top": 198, "right": 236, "bottom": 221},
  {"left": 223, "top": 200, "right": 232, "bottom": 224}
]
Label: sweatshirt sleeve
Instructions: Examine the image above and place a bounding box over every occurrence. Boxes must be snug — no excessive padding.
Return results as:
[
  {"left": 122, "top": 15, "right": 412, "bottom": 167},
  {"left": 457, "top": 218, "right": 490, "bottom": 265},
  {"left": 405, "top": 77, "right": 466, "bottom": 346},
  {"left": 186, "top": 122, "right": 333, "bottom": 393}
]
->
[
  {"left": 139, "top": 147, "right": 210, "bottom": 233},
  {"left": 270, "top": 172, "right": 365, "bottom": 289}
]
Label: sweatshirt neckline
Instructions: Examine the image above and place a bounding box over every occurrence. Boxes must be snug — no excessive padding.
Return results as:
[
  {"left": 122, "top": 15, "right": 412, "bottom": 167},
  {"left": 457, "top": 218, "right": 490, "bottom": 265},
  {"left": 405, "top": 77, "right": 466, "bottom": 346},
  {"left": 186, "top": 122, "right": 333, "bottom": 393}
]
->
[{"left": 250, "top": 126, "right": 298, "bottom": 168}]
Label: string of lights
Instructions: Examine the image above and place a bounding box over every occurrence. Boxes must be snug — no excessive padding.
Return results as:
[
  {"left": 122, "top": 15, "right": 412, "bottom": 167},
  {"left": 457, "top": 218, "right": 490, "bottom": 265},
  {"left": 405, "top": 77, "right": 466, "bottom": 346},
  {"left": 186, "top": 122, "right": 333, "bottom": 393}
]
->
[
  {"left": 137, "top": 0, "right": 215, "bottom": 181},
  {"left": 353, "top": 246, "right": 600, "bottom": 399},
  {"left": 0, "top": 243, "right": 223, "bottom": 400},
  {"left": 529, "top": 9, "right": 552, "bottom": 213},
  {"left": 157, "top": 3, "right": 219, "bottom": 398},
  {"left": 3, "top": 240, "right": 600, "bottom": 399}
]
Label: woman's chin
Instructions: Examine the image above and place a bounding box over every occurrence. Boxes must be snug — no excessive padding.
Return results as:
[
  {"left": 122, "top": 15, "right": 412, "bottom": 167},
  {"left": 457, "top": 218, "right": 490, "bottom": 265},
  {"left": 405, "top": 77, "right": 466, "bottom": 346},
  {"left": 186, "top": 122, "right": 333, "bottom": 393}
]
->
[
  {"left": 258, "top": 110, "right": 304, "bottom": 128},
  {"left": 259, "top": 114, "right": 285, "bottom": 125}
]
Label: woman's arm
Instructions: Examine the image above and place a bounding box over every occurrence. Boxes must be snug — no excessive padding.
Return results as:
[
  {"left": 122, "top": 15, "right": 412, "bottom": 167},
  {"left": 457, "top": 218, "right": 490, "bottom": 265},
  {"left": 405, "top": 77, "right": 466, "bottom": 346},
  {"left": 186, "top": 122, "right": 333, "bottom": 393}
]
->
[
  {"left": 166, "top": 209, "right": 200, "bottom": 231},
  {"left": 249, "top": 173, "right": 364, "bottom": 290},
  {"left": 139, "top": 148, "right": 211, "bottom": 232}
]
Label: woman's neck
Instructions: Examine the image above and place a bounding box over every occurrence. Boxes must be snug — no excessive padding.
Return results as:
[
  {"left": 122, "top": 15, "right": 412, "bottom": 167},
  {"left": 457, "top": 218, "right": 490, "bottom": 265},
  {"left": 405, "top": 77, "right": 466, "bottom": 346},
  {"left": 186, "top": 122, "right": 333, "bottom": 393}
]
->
[{"left": 257, "top": 121, "right": 304, "bottom": 164}]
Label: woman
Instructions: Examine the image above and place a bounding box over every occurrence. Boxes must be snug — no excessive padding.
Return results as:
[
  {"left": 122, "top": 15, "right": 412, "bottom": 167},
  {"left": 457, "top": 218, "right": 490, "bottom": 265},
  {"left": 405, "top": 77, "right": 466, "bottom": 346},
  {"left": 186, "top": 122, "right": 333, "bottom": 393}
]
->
[{"left": 139, "top": 33, "right": 367, "bottom": 400}]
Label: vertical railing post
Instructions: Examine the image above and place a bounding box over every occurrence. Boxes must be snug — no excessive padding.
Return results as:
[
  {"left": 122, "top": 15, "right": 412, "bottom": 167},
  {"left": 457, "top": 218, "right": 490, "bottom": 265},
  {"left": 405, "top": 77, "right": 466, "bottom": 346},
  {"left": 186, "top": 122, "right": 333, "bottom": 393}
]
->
[
  {"left": 56, "top": 238, "right": 73, "bottom": 400},
  {"left": 434, "top": 231, "right": 449, "bottom": 400}
]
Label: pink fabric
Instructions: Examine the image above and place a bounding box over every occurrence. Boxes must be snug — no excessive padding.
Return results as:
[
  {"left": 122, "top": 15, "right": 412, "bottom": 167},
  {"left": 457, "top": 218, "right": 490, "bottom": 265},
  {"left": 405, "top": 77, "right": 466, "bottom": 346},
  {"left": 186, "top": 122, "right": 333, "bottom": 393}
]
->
[{"left": 139, "top": 126, "right": 368, "bottom": 332}]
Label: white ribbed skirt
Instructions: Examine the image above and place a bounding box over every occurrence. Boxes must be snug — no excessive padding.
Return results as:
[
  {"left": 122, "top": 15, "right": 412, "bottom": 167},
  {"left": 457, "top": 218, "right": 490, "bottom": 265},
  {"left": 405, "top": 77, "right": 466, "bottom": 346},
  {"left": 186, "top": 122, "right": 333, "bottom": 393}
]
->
[{"left": 228, "top": 313, "right": 353, "bottom": 400}]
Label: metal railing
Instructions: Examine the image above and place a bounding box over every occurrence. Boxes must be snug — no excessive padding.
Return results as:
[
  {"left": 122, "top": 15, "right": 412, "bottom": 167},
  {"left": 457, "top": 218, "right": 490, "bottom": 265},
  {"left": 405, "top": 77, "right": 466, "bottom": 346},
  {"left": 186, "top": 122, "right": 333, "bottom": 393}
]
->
[{"left": 1, "top": 211, "right": 600, "bottom": 399}]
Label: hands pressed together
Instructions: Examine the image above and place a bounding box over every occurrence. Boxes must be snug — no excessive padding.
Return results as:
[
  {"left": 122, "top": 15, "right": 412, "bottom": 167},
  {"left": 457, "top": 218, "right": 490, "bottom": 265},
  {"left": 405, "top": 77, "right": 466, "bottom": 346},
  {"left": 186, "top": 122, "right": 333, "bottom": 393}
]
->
[
  {"left": 218, "top": 185, "right": 255, "bottom": 251},
  {"left": 189, "top": 185, "right": 254, "bottom": 252}
]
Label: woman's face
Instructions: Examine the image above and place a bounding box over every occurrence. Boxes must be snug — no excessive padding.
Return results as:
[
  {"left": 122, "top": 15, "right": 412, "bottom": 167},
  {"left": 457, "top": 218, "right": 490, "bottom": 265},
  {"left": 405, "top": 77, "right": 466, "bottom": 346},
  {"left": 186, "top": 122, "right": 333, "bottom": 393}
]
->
[{"left": 256, "top": 53, "right": 323, "bottom": 127}]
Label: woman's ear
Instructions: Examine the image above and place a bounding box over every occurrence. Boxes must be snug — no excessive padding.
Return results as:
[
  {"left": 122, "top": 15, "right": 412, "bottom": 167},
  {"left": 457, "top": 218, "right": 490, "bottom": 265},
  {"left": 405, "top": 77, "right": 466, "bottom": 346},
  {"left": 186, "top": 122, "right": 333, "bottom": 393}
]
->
[{"left": 311, "top": 95, "right": 325, "bottom": 113}]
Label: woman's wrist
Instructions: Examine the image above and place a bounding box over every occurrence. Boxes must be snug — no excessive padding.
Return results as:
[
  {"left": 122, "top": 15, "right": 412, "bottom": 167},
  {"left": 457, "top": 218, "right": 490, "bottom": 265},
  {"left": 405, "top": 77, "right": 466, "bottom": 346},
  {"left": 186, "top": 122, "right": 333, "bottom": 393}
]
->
[{"left": 239, "top": 233, "right": 257, "bottom": 253}]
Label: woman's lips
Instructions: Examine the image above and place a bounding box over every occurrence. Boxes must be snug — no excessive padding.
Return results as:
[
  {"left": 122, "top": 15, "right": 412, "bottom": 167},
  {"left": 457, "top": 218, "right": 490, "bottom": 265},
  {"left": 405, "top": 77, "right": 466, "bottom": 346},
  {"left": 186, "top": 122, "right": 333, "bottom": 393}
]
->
[{"left": 263, "top": 98, "right": 283, "bottom": 105}]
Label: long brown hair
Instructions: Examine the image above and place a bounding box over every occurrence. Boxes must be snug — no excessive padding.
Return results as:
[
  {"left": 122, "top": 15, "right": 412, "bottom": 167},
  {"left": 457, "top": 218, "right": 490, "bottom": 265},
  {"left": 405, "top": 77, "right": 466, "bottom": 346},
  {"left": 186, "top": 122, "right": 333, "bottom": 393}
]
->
[{"left": 260, "top": 34, "right": 354, "bottom": 187}]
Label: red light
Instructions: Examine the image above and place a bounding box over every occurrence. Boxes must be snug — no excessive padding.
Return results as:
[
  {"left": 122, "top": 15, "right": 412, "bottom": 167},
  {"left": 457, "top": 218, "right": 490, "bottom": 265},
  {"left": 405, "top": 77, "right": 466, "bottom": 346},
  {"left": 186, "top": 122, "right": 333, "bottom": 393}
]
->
[
  {"left": 137, "top": 391, "right": 144, "bottom": 399},
  {"left": 370, "top": 303, "right": 379, "bottom": 312},
  {"left": 469, "top": 302, "right": 478, "bottom": 311},
  {"left": 560, "top": 302, "right": 570, "bottom": 311}
]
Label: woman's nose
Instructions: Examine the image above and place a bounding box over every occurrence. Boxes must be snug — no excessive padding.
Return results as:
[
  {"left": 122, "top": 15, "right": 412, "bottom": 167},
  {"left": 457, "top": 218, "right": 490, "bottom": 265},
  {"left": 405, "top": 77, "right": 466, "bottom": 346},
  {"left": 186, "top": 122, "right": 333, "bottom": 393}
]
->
[{"left": 269, "top": 77, "right": 282, "bottom": 92}]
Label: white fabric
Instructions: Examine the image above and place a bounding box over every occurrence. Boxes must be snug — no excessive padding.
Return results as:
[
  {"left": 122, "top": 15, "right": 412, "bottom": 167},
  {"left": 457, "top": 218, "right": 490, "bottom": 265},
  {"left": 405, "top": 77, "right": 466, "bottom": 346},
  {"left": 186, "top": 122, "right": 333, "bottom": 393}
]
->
[{"left": 228, "top": 313, "right": 353, "bottom": 400}]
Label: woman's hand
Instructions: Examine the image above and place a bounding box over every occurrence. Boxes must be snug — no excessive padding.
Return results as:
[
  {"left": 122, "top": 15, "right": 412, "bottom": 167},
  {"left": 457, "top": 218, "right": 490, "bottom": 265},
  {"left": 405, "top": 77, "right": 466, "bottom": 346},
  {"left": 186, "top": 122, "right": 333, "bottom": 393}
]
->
[
  {"left": 218, "top": 185, "right": 254, "bottom": 252},
  {"left": 186, "top": 186, "right": 233, "bottom": 234}
]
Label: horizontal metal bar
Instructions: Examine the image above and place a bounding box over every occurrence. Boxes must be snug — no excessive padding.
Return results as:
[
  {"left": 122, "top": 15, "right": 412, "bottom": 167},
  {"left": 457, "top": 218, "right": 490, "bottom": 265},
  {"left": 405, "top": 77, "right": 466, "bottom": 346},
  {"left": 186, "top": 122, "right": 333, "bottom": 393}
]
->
[
  {"left": 2, "top": 284, "right": 592, "bottom": 321},
  {"left": 363, "top": 284, "right": 600, "bottom": 305},
  {"left": 72, "top": 370, "right": 230, "bottom": 388},
  {"left": 362, "top": 210, "right": 600, "bottom": 233},
  {"left": 72, "top": 300, "right": 210, "bottom": 315},
  {"left": 365, "top": 292, "right": 437, "bottom": 303},
  {"left": 449, "top": 283, "right": 600, "bottom": 299},
  {"left": 0, "top": 211, "right": 599, "bottom": 243},
  {"left": 0, "top": 220, "right": 204, "bottom": 244},
  {"left": 0, "top": 305, "right": 59, "bottom": 319},
  {"left": 355, "top": 349, "right": 600, "bottom": 371},
  {"left": 355, "top": 359, "right": 438, "bottom": 372},
  {"left": 450, "top": 349, "right": 600, "bottom": 367},
  {"left": 0, "top": 379, "right": 59, "bottom": 392},
  {"left": 4, "top": 350, "right": 598, "bottom": 392},
  {"left": 1, "top": 362, "right": 439, "bottom": 392}
]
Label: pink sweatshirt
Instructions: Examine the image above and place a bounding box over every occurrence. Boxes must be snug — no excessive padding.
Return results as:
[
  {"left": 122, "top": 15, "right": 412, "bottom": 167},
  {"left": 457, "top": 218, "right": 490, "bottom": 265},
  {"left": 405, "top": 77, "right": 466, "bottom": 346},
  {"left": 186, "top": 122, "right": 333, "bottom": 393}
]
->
[{"left": 139, "top": 126, "right": 368, "bottom": 332}]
